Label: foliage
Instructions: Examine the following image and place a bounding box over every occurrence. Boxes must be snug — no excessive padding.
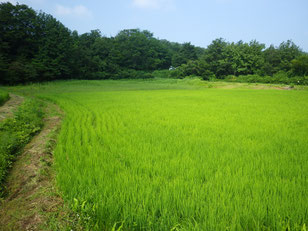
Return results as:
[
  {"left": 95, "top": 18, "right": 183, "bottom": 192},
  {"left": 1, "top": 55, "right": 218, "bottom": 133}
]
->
[
  {"left": 169, "top": 39, "right": 305, "bottom": 84},
  {"left": 224, "top": 72, "right": 308, "bottom": 85},
  {"left": 201, "top": 39, "right": 265, "bottom": 78},
  {"left": 0, "top": 99, "right": 44, "bottom": 193},
  {"left": 171, "top": 42, "right": 198, "bottom": 66},
  {"left": 0, "top": 3, "right": 75, "bottom": 84},
  {"left": 261, "top": 41, "right": 302, "bottom": 76},
  {"left": 0, "top": 90, "right": 9, "bottom": 106},
  {"left": 151, "top": 70, "right": 170, "bottom": 78},
  {"left": 0, "top": 3, "right": 203, "bottom": 84},
  {"left": 291, "top": 55, "right": 308, "bottom": 76},
  {"left": 114, "top": 69, "right": 153, "bottom": 79}
]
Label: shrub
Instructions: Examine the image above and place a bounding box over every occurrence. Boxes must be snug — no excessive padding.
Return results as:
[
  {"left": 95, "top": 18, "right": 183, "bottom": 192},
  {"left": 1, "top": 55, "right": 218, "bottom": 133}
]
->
[
  {"left": 200, "top": 70, "right": 216, "bottom": 81},
  {"left": 272, "top": 71, "right": 290, "bottom": 84},
  {"left": 184, "top": 75, "right": 201, "bottom": 79},
  {"left": 235, "top": 75, "right": 258, "bottom": 83},
  {"left": 288, "top": 76, "right": 308, "bottom": 85},
  {"left": 168, "top": 68, "right": 185, "bottom": 79},
  {"left": 114, "top": 69, "right": 153, "bottom": 79},
  {"left": 221, "top": 72, "right": 308, "bottom": 85},
  {"left": 152, "top": 70, "right": 170, "bottom": 78},
  {"left": 261, "top": 75, "right": 273, "bottom": 83},
  {"left": 91, "top": 72, "right": 111, "bottom": 80},
  {"left": 225, "top": 75, "right": 237, "bottom": 82}
]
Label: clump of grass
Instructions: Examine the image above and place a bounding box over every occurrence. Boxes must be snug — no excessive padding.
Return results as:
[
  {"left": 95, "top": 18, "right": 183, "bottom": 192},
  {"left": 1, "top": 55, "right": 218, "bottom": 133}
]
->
[
  {"left": 0, "top": 91, "right": 9, "bottom": 106},
  {"left": 0, "top": 99, "right": 44, "bottom": 194}
]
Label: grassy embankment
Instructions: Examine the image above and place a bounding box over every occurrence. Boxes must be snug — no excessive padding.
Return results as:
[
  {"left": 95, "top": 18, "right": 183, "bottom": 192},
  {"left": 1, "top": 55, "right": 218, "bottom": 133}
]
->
[
  {"left": 2, "top": 79, "right": 308, "bottom": 230},
  {"left": 0, "top": 99, "right": 44, "bottom": 194}
]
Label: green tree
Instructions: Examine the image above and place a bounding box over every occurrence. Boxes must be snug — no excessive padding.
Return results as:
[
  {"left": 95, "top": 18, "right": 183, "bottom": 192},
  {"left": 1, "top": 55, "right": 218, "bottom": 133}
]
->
[
  {"left": 230, "top": 40, "right": 265, "bottom": 76},
  {"left": 202, "top": 38, "right": 230, "bottom": 78},
  {"left": 171, "top": 42, "right": 198, "bottom": 67},
  {"left": 262, "top": 40, "right": 302, "bottom": 76},
  {"left": 113, "top": 29, "right": 170, "bottom": 71},
  {"left": 291, "top": 55, "right": 308, "bottom": 76},
  {"left": 0, "top": 2, "right": 40, "bottom": 84},
  {"left": 278, "top": 40, "right": 301, "bottom": 72},
  {"left": 31, "top": 13, "right": 75, "bottom": 81}
]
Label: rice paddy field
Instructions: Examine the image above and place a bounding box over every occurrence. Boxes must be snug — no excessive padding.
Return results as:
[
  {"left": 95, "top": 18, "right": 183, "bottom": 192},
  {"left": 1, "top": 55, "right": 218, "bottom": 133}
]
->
[{"left": 4, "top": 79, "right": 308, "bottom": 230}]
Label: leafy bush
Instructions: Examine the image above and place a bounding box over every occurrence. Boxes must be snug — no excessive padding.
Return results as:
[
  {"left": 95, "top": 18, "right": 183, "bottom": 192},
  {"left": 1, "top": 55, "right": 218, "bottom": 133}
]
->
[
  {"left": 288, "top": 76, "right": 308, "bottom": 85},
  {"left": 184, "top": 75, "right": 202, "bottom": 79},
  {"left": 152, "top": 70, "right": 170, "bottom": 78},
  {"left": 0, "top": 99, "right": 44, "bottom": 193},
  {"left": 90, "top": 72, "right": 111, "bottom": 80},
  {"left": 200, "top": 69, "right": 216, "bottom": 80},
  {"left": 223, "top": 72, "right": 308, "bottom": 85},
  {"left": 225, "top": 75, "right": 237, "bottom": 81},
  {"left": 152, "top": 68, "right": 187, "bottom": 79},
  {"left": 231, "top": 75, "right": 262, "bottom": 83},
  {"left": 0, "top": 91, "right": 9, "bottom": 106},
  {"left": 168, "top": 68, "right": 185, "bottom": 79},
  {"left": 114, "top": 69, "right": 153, "bottom": 79},
  {"left": 272, "top": 71, "right": 290, "bottom": 84}
]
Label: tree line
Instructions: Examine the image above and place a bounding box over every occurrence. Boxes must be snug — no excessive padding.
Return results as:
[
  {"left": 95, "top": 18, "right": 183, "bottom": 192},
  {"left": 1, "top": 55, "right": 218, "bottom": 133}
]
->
[
  {"left": 0, "top": 2, "right": 307, "bottom": 85},
  {"left": 172, "top": 39, "right": 308, "bottom": 84}
]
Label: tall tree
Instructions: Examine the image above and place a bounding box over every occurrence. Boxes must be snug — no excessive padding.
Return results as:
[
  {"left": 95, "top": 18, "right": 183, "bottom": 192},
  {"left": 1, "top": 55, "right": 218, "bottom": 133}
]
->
[
  {"left": 0, "top": 2, "right": 40, "bottom": 84},
  {"left": 31, "top": 12, "right": 75, "bottom": 81},
  {"left": 291, "top": 55, "right": 308, "bottom": 76}
]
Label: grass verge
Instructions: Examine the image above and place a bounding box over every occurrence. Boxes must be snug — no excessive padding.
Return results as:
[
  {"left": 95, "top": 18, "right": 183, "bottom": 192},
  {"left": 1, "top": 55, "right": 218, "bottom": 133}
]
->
[
  {"left": 0, "top": 101, "right": 84, "bottom": 230},
  {"left": 0, "top": 91, "right": 10, "bottom": 106},
  {"left": 0, "top": 99, "right": 44, "bottom": 194}
]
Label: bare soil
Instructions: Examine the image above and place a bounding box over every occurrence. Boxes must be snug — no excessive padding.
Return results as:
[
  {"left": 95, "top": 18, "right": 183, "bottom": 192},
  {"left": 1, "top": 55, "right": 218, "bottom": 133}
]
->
[{"left": 0, "top": 94, "right": 24, "bottom": 121}]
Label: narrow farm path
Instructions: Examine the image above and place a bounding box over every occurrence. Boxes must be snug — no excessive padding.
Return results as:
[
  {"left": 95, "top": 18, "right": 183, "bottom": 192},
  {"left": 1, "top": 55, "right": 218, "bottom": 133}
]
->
[
  {"left": 0, "top": 94, "right": 24, "bottom": 121},
  {"left": 0, "top": 103, "right": 82, "bottom": 231}
]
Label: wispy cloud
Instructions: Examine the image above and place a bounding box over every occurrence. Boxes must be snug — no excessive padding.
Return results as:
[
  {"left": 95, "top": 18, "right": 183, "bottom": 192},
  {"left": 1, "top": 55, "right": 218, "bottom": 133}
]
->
[
  {"left": 55, "top": 4, "right": 93, "bottom": 18},
  {"left": 30, "top": 0, "right": 46, "bottom": 4},
  {"left": 0, "top": 0, "right": 17, "bottom": 4},
  {"left": 0, "top": 0, "right": 47, "bottom": 6},
  {"left": 132, "top": 0, "right": 175, "bottom": 10}
]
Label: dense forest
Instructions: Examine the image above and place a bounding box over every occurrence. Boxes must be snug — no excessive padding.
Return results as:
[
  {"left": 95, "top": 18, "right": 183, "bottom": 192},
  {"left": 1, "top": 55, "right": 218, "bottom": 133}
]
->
[{"left": 0, "top": 2, "right": 307, "bottom": 85}]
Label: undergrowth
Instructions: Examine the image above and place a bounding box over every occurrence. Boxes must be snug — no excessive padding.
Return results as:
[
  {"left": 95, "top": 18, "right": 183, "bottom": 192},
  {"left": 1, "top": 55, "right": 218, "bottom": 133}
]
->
[
  {"left": 0, "top": 99, "right": 44, "bottom": 194},
  {"left": 0, "top": 91, "right": 9, "bottom": 106}
]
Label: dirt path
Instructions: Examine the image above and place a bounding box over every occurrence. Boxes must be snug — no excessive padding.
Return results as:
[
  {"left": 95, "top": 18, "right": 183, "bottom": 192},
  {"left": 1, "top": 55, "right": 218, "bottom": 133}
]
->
[
  {"left": 0, "top": 103, "right": 82, "bottom": 231},
  {"left": 0, "top": 94, "right": 24, "bottom": 121}
]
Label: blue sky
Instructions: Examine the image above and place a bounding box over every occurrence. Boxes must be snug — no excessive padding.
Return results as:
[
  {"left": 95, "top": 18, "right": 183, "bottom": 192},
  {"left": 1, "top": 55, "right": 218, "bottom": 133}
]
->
[{"left": 2, "top": 0, "right": 308, "bottom": 51}]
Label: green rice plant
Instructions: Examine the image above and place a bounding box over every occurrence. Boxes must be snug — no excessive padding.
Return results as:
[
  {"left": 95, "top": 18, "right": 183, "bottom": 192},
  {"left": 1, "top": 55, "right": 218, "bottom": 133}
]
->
[{"left": 4, "top": 79, "right": 308, "bottom": 230}]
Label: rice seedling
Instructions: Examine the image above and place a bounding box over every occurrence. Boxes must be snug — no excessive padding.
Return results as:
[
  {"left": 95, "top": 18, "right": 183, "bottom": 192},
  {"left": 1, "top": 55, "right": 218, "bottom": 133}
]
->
[{"left": 4, "top": 80, "right": 308, "bottom": 230}]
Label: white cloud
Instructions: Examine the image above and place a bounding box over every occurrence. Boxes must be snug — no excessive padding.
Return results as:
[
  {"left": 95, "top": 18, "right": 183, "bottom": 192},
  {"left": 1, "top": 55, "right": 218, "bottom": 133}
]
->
[
  {"left": 0, "top": 0, "right": 17, "bottom": 4},
  {"left": 26, "top": 0, "right": 46, "bottom": 4},
  {"left": 132, "top": 0, "right": 175, "bottom": 10},
  {"left": 0, "top": 0, "right": 46, "bottom": 6},
  {"left": 55, "top": 4, "right": 93, "bottom": 18}
]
